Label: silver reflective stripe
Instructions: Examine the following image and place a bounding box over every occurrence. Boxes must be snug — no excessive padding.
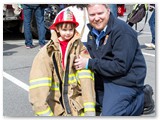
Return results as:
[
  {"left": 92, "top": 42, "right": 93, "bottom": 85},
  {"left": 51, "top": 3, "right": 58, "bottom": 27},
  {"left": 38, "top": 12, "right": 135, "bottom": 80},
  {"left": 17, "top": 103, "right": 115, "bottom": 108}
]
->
[
  {"left": 30, "top": 80, "right": 51, "bottom": 86},
  {"left": 77, "top": 70, "right": 94, "bottom": 80},
  {"left": 29, "top": 77, "right": 52, "bottom": 89},
  {"left": 68, "top": 74, "right": 77, "bottom": 84},
  {"left": 51, "top": 82, "right": 59, "bottom": 91},
  {"left": 67, "top": 70, "right": 94, "bottom": 85},
  {"left": 84, "top": 102, "right": 95, "bottom": 112}
]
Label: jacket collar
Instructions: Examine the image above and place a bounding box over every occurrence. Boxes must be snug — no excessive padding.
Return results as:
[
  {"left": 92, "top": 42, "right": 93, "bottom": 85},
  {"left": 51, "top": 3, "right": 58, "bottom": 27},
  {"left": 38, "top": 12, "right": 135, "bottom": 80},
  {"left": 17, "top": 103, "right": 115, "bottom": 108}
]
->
[{"left": 47, "top": 30, "right": 80, "bottom": 54}]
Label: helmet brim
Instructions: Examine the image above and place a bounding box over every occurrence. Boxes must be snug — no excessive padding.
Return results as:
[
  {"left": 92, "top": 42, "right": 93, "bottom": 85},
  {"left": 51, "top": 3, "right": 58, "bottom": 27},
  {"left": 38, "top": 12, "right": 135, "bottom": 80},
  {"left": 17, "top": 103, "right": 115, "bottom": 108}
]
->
[{"left": 49, "top": 21, "right": 79, "bottom": 30}]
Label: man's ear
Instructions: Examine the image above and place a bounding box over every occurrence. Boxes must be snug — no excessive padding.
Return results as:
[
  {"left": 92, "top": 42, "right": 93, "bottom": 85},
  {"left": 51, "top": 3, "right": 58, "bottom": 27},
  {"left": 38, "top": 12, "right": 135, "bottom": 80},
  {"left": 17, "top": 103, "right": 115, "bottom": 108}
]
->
[{"left": 107, "top": 8, "right": 111, "bottom": 13}]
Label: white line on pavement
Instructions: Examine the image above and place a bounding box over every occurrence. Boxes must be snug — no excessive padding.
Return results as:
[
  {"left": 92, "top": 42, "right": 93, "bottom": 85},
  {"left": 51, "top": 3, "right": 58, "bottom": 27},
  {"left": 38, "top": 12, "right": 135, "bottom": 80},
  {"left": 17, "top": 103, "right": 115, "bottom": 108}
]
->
[
  {"left": 138, "top": 34, "right": 152, "bottom": 37},
  {"left": 137, "top": 31, "right": 151, "bottom": 34},
  {"left": 3, "top": 71, "right": 29, "bottom": 91},
  {"left": 142, "top": 52, "right": 155, "bottom": 57}
]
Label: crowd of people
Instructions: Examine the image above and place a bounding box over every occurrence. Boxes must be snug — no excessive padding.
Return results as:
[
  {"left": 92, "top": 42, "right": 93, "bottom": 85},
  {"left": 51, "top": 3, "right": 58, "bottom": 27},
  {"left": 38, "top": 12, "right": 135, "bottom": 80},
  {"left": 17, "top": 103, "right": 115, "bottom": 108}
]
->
[{"left": 21, "top": 4, "right": 155, "bottom": 116}]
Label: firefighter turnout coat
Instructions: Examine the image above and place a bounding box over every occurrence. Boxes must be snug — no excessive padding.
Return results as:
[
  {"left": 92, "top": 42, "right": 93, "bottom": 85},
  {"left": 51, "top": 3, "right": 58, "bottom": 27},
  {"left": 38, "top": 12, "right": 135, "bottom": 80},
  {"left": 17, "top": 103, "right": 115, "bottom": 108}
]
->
[{"left": 29, "top": 30, "right": 95, "bottom": 116}]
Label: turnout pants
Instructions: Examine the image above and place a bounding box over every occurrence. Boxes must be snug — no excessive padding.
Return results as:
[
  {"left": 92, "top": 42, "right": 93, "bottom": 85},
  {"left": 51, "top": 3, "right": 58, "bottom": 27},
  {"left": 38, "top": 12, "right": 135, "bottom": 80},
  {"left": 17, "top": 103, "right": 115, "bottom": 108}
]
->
[{"left": 97, "top": 81, "right": 144, "bottom": 116}]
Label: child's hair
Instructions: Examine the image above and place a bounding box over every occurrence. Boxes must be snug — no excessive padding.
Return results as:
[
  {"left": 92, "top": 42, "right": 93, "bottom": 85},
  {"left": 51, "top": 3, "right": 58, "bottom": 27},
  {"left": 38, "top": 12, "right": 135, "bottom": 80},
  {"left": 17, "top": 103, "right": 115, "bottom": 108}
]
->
[
  {"left": 56, "top": 22, "right": 76, "bottom": 30},
  {"left": 56, "top": 23, "right": 76, "bottom": 37}
]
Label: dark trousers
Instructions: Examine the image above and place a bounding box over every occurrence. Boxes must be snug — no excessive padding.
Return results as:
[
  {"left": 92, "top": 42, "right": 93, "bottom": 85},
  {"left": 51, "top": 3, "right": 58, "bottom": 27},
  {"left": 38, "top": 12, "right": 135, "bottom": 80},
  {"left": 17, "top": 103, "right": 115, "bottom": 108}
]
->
[{"left": 96, "top": 80, "right": 144, "bottom": 116}]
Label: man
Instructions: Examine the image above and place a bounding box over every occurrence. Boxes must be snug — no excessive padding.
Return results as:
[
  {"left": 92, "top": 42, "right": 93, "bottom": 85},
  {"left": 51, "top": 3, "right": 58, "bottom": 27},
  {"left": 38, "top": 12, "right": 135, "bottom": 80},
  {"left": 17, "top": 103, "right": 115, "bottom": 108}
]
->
[
  {"left": 74, "top": 4, "right": 154, "bottom": 116},
  {"left": 109, "top": 4, "right": 117, "bottom": 17}
]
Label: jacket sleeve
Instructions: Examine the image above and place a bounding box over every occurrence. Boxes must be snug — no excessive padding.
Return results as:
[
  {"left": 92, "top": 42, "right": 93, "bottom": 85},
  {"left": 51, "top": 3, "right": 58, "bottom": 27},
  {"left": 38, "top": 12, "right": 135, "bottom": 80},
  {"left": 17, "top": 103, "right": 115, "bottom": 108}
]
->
[
  {"left": 88, "top": 33, "right": 139, "bottom": 77},
  {"left": 78, "top": 41, "right": 91, "bottom": 58},
  {"left": 78, "top": 41, "right": 96, "bottom": 116},
  {"left": 77, "top": 70, "right": 96, "bottom": 116},
  {"left": 29, "top": 47, "right": 54, "bottom": 116}
]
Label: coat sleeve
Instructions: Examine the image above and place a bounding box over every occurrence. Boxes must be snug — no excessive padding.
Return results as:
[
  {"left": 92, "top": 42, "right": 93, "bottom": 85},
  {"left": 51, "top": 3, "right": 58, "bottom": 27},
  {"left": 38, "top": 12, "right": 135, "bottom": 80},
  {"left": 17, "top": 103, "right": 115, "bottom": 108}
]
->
[
  {"left": 78, "top": 70, "right": 96, "bottom": 116},
  {"left": 78, "top": 41, "right": 91, "bottom": 58},
  {"left": 88, "top": 33, "right": 139, "bottom": 77},
  {"left": 77, "top": 41, "right": 96, "bottom": 116},
  {"left": 29, "top": 48, "right": 54, "bottom": 116}
]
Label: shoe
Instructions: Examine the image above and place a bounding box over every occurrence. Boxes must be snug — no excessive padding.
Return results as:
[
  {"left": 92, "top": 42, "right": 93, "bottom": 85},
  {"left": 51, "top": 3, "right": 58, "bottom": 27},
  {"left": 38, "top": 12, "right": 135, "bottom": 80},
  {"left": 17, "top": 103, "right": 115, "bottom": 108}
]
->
[
  {"left": 145, "top": 43, "right": 155, "bottom": 49},
  {"left": 26, "top": 45, "right": 34, "bottom": 49},
  {"left": 143, "top": 84, "right": 155, "bottom": 114}
]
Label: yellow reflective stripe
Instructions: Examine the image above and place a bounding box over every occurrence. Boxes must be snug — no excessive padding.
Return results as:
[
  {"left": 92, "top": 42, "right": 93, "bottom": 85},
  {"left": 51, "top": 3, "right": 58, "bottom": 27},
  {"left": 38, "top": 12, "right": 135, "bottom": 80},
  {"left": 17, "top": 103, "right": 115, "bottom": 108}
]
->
[
  {"left": 30, "top": 83, "right": 51, "bottom": 89},
  {"left": 29, "top": 77, "right": 52, "bottom": 89},
  {"left": 36, "top": 107, "right": 54, "bottom": 116},
  {"left": 84, "top": 102, "right": 95, "bottom": 112},
  {"left": 84, "top": 102, "right": 95, "bottom": 106},
  {"left": 66, "top": 70, "right": 95, "bottom": 85},
  {"left": 80, "top": 112, "right": 85, "bottom": 116},
  {"left": 51, "top": 82, "right": 59, "bottom": 91},
  {"left": 84, "top": 108, "right": 95, "bottom": 112},
  {"left": 77, "top": 70, "right": 94, "bottom": 81},
  {"left": 68, "top": 74, "right": 77, "bottom": 84},
  {"left": 30, "top": 77, "right": 52, "bottom": 82}
]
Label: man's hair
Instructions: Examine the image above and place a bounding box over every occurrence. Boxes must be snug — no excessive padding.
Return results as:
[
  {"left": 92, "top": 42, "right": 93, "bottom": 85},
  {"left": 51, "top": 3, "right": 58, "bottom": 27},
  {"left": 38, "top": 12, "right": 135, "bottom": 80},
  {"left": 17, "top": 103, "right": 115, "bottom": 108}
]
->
[{"left": 86, "top": 4, "right": 109, "bottom": 9}]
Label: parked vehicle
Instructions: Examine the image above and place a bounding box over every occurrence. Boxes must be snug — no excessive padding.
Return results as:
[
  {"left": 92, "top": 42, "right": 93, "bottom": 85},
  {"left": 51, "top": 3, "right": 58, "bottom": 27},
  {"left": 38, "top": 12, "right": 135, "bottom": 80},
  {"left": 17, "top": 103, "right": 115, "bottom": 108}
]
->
[
  {"left": 3, "top": 4, "right": 61, "bottom": 39},
  {"left": 3, "top": 4, "right": 24, "bottom": 33}
]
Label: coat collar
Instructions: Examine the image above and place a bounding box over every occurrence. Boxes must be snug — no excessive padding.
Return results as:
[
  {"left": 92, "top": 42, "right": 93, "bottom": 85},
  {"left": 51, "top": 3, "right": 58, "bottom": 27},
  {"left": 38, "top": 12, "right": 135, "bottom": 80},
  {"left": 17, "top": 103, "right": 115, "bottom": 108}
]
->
[{"left": 47, "top": 30, "right": 81, "bottom": 55}]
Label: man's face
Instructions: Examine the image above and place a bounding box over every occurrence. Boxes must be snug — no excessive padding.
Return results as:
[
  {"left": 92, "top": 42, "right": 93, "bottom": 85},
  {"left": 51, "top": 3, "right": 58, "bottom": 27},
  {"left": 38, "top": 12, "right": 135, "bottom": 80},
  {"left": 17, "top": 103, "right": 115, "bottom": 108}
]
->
[{"left": 87, "top": 4, "right": 110, "bottom": 31}]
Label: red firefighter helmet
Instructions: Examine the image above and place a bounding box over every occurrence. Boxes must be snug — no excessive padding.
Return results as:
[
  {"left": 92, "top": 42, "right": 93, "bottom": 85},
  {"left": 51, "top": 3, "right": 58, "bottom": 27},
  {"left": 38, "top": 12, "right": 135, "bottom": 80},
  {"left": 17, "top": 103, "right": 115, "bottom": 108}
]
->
[{"left": 49, "top": 8, "right": 79, "bottom": 30}]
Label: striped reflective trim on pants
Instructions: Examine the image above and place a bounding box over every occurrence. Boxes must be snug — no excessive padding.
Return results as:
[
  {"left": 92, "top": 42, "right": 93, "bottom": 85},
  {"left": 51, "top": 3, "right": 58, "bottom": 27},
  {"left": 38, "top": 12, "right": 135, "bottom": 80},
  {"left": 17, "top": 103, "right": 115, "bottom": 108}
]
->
[
  {"left": 36, "top": 107, "right": 54, "bottom": 116},
  {"left": 51, "top": 82, "right": 59, "bottom": 91},
  {"left": 29, "top": 77, "right": 52, "bottom": 89},
  {"left": 83, "top": 102, "right": 96, "bottom": 112}
]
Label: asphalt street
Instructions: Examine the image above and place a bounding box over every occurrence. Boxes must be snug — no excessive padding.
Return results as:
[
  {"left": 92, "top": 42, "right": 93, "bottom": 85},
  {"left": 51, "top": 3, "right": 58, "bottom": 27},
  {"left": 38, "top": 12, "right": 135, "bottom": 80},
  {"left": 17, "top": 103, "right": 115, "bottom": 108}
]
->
[{"left": 3, "top": 11, "right": 156, "bottom": 117}]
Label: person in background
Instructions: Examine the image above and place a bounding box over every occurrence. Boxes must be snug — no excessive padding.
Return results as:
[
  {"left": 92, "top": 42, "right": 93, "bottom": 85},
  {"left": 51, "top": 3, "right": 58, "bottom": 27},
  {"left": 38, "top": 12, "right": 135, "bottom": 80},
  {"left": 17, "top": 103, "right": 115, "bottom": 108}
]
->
[
  {"left": 109, "top": 4, "right": 117, "bottom": 17},
  {"left": 145, "top": 4, "right": 155, "bottom": 49},
  {"left": 22, "top": 4, "right": 46, "bottom": 49},
  {"left": 74, "top": 4, "right": 154, "bottom": 116},
  {"left": 29, "top": 9, "right": 95, "bottom": 116}
]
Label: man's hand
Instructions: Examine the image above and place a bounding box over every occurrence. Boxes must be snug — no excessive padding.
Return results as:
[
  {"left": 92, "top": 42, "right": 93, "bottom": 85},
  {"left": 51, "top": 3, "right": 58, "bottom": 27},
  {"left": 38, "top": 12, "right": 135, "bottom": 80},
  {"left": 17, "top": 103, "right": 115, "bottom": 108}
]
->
[{"left": 74, "top": 56, "right": 89, "bottom": 70}]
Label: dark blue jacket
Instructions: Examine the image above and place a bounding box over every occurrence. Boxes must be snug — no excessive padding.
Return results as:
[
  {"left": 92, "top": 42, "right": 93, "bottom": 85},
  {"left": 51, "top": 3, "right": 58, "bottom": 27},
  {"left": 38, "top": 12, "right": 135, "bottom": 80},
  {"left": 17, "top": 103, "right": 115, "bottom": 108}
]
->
[{"left": 86, "top": 13, "right": 146, "bottom": 88}]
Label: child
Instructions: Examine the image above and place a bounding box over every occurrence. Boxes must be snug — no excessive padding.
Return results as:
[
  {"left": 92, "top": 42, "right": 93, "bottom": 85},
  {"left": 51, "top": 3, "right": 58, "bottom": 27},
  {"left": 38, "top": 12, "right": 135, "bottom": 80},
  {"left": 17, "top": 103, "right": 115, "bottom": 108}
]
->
[{"left": 29, "top": 9, "right": 95, "bottom": 116}]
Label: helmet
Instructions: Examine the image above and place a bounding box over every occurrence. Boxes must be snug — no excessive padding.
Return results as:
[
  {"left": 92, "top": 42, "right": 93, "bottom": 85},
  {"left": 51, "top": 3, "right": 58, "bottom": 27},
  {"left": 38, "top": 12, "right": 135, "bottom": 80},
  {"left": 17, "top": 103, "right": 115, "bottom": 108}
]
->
[{"left": 49, "top": 9, "right": 79, "bottom": 30}]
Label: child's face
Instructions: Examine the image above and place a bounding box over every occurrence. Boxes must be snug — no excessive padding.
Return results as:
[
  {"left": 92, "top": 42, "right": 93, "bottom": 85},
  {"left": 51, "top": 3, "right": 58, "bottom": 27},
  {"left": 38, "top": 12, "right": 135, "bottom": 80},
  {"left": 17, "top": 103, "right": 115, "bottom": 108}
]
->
[{"left": 56, "top": 23, "right": 75, "bottom": 41}]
